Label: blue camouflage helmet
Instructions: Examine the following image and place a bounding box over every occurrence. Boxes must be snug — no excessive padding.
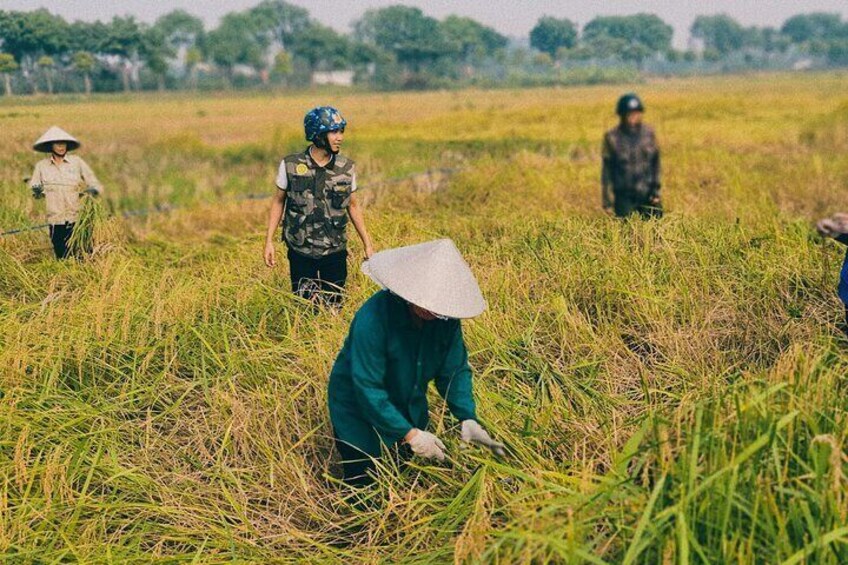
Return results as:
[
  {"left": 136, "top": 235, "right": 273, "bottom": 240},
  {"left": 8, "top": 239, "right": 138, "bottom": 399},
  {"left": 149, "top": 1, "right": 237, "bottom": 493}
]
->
[
  {"left": 304, "top": 106, "right": 347, "bottom": 142},
  {"left": 616, "top": 93, "right": 645, "bottom": 117}
]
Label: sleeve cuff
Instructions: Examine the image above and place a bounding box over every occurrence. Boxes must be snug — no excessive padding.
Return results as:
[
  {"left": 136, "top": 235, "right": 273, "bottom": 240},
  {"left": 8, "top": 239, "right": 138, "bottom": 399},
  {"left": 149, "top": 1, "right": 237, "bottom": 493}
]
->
[
  {"left": 452, "top": 407, "right": 477, "bottom": 422},
  {"left": 384, "top": 425, "right": 414, "bottom": 447}
]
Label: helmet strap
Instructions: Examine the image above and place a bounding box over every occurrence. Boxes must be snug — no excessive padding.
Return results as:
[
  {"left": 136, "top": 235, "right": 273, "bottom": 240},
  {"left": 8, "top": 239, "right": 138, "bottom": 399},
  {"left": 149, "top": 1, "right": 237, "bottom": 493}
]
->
[{"left": 314, "top": 132, "right": 338, "bottom": 155}]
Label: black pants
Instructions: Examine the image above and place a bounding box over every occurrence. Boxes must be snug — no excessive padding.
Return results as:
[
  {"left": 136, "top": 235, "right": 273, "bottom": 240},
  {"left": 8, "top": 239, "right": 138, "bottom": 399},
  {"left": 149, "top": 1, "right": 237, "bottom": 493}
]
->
[
  {"left": 287, "top": 247, "right": 348, "bottom": 306},
  {"left": 49, "top": 223, "right": 75, "bottom": 259},
  {"left": 333, "top": 434, "right": 413, "bottom": 488},
  {"left": 614, "top": 193, "right": 663, "bottom": 219}
]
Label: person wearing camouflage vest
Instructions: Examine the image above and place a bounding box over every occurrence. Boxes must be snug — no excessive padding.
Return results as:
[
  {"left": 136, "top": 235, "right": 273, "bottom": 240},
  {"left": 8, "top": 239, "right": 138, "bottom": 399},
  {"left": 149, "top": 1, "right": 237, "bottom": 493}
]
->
[
  {"left": 264, "top": 106, "right": 374, "bottom": 306},
  {"left": 602, "top": 93, "right": 663, "bottom": 219}
]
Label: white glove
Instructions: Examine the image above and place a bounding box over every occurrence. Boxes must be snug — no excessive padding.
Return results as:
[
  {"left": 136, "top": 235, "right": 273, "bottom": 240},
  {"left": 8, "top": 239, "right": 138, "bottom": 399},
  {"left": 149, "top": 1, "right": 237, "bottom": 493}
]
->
[
  {"left": 407, "top": 430, "right": 446, "bottom": 461},
  {"left": 461, "top": 420, "right": 506, "bottom": 457}
]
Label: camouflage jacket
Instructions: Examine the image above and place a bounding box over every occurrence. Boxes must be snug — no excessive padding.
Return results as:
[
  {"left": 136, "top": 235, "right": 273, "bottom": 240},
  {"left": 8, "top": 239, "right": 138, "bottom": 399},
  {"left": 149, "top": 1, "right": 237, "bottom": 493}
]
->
[
  {"left": 601, "top": 124, "right": 661, "bottom": 207},
  {"left": 280, "top": 149, "right": 356, "bottom": 258}
]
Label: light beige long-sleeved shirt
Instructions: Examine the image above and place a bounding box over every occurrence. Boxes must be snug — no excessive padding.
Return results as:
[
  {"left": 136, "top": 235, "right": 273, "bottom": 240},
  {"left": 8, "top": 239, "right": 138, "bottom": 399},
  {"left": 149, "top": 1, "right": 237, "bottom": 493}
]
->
[{"left": 28, "top": 154, "right": 102, "bottom": 225}]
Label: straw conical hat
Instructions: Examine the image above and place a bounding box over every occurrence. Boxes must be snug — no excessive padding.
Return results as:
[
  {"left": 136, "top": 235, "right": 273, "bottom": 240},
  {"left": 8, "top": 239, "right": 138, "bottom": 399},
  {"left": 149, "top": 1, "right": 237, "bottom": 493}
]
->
[
  {"left": 362, "top": 239, "right": 487, "bottom": 319},
  {"left": 33, "top": 126, "right": 80, "bottom": 153}
]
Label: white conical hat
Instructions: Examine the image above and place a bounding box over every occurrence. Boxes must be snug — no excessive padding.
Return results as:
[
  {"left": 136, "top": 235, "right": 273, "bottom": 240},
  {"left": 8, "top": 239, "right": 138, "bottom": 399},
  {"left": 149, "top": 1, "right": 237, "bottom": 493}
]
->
[
  {"left": 362, "top": 239, "right": 487, "bottom": 319},
  {"left": 33, "top": 126, "right": 80, "bottom": 153}
]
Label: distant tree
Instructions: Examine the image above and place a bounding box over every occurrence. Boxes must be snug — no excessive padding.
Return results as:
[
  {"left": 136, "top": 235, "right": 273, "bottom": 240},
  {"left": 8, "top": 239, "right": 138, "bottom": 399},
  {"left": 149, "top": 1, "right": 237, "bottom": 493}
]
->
[
  {"left": 67, "top": 20, "right": 107, "bottom": 54},
  {"left": 743, "top": 27, "right": 790, "bottom": 54},
  {"left": 807, "top": 38, "right": 831, "bottom": 57},
  {"left": 560, "top": 44, "right": 594, "bottom": 61},
  {"left": 348, "top": 41, "right": 385, "bottom": 68},
  {"left": 583, "top": 14, "right": 673, "bottom": 63},
  {"left": 0, "top": 10, "right": 69, "bottom": 62},
  {"left": 0, "top": 53, "right": 18, "bottom": 96},
  {"left": 442, "top": 15, "right": 508, "bottom": 62},
  {"left": 272, "top": 50, "right": 293, "bottom": 79},
  {"left": 691, "top": 15, "right": 746, "bottom": 55},
  {"left": 247, "top": 0, "right": 312, "bottom": 49},
  {"left": 239, "top": 1, "right": 318, "bottom": 84},
  {"left": 354, "top": 6, "right": 452, "bottom": 73},
  {"left": 37, "top": 55, "right": 55, "bottom": 94},
  {"left": 781, "top": 13, "right": 844, "bottom": 44},
  {"left": 532, "top": 51, "right": 554, "bottom": 67},
  {"left": 702, "top": 48, "right": 721, "bottom": 62},
  {"left": 0, "top": 10, "right": 69, "bottom": 93},
  {"left": 154, "top": 10, "right": 205, "bottom": 52},
  {"left": 828, "top": 38, "right": 848, "bottom": 65},
  {"left": 347, "top": 41, "right": 390, "bottom": 86},
  {"left": 290, "top": 24, "right": 352, "bottom": 76},
  {"left": 580, "top": 34, "right": 628, "bottom": 60},
  {"left": 101, "top": 16, "right": 145, "bottom": 91},
  {"left": 665, "top": 49, "right": 683, "bottom": 63},
  {"left": 185, "top": 47, "right": 203, "bottom": 90},
  {"left": 529, "top": 16, "right": 577, "bottom": 57},
  {"left": 206, "top": 13, "right": 267, "bottom": 86},
  {"left": 142, "top": 27, "right": 172, "bottom": 91},
  {"left": 147, "top": 54, "right": 169, "bottom": 91},
  {"left": 72, "top": 51, "right": 96, "bottom": 95},
  {"left": 153, "top": 9, "right": 205, "bottom": 77}
]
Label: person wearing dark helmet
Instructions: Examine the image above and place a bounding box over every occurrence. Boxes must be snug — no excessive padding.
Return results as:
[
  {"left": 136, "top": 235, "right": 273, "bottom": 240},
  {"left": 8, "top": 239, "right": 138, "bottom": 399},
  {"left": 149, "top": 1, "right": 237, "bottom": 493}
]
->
[
  {"left": 602, "top": 93, "right": 663, "bottom": 219},
  {"left": 264, "top": 106, "right": 375, "bottom": 306}
]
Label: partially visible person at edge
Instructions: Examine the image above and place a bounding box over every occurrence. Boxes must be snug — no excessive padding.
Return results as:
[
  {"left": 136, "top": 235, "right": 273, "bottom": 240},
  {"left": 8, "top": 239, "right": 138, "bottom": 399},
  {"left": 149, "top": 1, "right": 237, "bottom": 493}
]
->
[
  {"left": 602, "top": 93, "right": 663, "bottom": 219},
  {"left": 28, "top": 126, "right": 102, "bottom": 259},
  {"left": 263, "top": 106, "right": 374, "bottom": 307},
  {"left": 817, "top": 213, "right": 848, "bottom": 334},
  {"left": 327, "top": 239, "right": 505, "bottom": 487}
]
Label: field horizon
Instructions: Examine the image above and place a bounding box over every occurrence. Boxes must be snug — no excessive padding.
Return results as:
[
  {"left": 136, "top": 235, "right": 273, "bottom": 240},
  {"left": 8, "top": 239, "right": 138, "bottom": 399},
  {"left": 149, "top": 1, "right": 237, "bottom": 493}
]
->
[{"left": 1, "top": 71, "right": 847, "bottom": 563}]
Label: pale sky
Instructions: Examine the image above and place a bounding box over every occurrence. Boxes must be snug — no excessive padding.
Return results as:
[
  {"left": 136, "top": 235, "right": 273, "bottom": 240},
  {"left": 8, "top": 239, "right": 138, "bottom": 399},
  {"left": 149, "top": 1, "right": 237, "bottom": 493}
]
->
[{"left": 5, "top": 1, "right": 848, "bottom": 48}]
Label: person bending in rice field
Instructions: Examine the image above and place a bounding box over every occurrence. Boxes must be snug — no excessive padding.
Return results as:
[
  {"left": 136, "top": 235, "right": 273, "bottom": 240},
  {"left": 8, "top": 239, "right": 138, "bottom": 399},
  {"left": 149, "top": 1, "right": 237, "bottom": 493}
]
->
[
  {"left": 327, "top": 239, "right": 505, "bottom": 487},
  {"left": 28, "top": 126, "right": 103, "bottom": 259},
  {"left": 602, "top": 93, "right": 663, "bottom": 219},
  {"left": 263, "top": 106, "right": 374, "bottom": 307},
  {"left": 816, "top": 213, "right": 848, "bottom": 334}
]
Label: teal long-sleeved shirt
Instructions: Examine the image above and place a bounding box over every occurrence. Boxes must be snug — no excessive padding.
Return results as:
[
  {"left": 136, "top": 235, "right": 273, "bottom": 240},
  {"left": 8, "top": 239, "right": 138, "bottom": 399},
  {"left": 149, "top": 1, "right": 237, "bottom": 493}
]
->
[{"left": 328, "top": 290, "right": 477, "bottom": 457}]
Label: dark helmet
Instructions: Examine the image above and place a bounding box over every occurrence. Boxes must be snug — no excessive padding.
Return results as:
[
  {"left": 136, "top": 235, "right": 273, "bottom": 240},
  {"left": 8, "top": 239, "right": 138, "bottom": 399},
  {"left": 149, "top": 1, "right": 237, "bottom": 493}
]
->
[
  {"left": 616, "top": 93, "right": 645, "bottom": 117},
  {"left": 304, "top": 106, "right": 346, "bottom": 142}
]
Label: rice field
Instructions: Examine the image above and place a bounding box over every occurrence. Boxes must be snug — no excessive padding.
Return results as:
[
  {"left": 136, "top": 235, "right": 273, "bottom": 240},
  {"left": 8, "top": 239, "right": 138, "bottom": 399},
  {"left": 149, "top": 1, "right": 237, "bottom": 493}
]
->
[{"left": 0, "top": 73, "right": 847, "bottom": 563}]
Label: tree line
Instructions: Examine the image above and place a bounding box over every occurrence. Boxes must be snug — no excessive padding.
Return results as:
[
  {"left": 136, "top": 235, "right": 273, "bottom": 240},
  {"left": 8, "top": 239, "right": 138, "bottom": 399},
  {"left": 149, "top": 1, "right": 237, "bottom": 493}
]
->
[
  {"left": 529, "top": 13, "right": 848, "bottom": 65},
  {"left": 1, "top": 2, "right": 847, "bottom": 96}
]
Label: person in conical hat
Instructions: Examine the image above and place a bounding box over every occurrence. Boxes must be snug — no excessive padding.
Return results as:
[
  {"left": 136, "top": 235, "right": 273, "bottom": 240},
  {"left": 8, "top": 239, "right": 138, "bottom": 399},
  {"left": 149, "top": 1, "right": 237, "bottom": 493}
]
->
[
  {"left": 327, "top": 239, "right": 504, "bottom": 487},
  {"left": 28, "top": 126, "right": 103, "bottom": 259}
]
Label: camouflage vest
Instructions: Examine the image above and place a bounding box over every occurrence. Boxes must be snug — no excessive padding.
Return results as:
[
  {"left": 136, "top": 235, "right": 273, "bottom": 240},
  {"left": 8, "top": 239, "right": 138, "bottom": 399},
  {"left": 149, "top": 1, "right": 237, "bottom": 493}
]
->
[
  {"left": 282, "top": 150, "right": 355, "bottom": 258},
  {"left": 604, "top": 125, "right": 658, "bottom": 197}
]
